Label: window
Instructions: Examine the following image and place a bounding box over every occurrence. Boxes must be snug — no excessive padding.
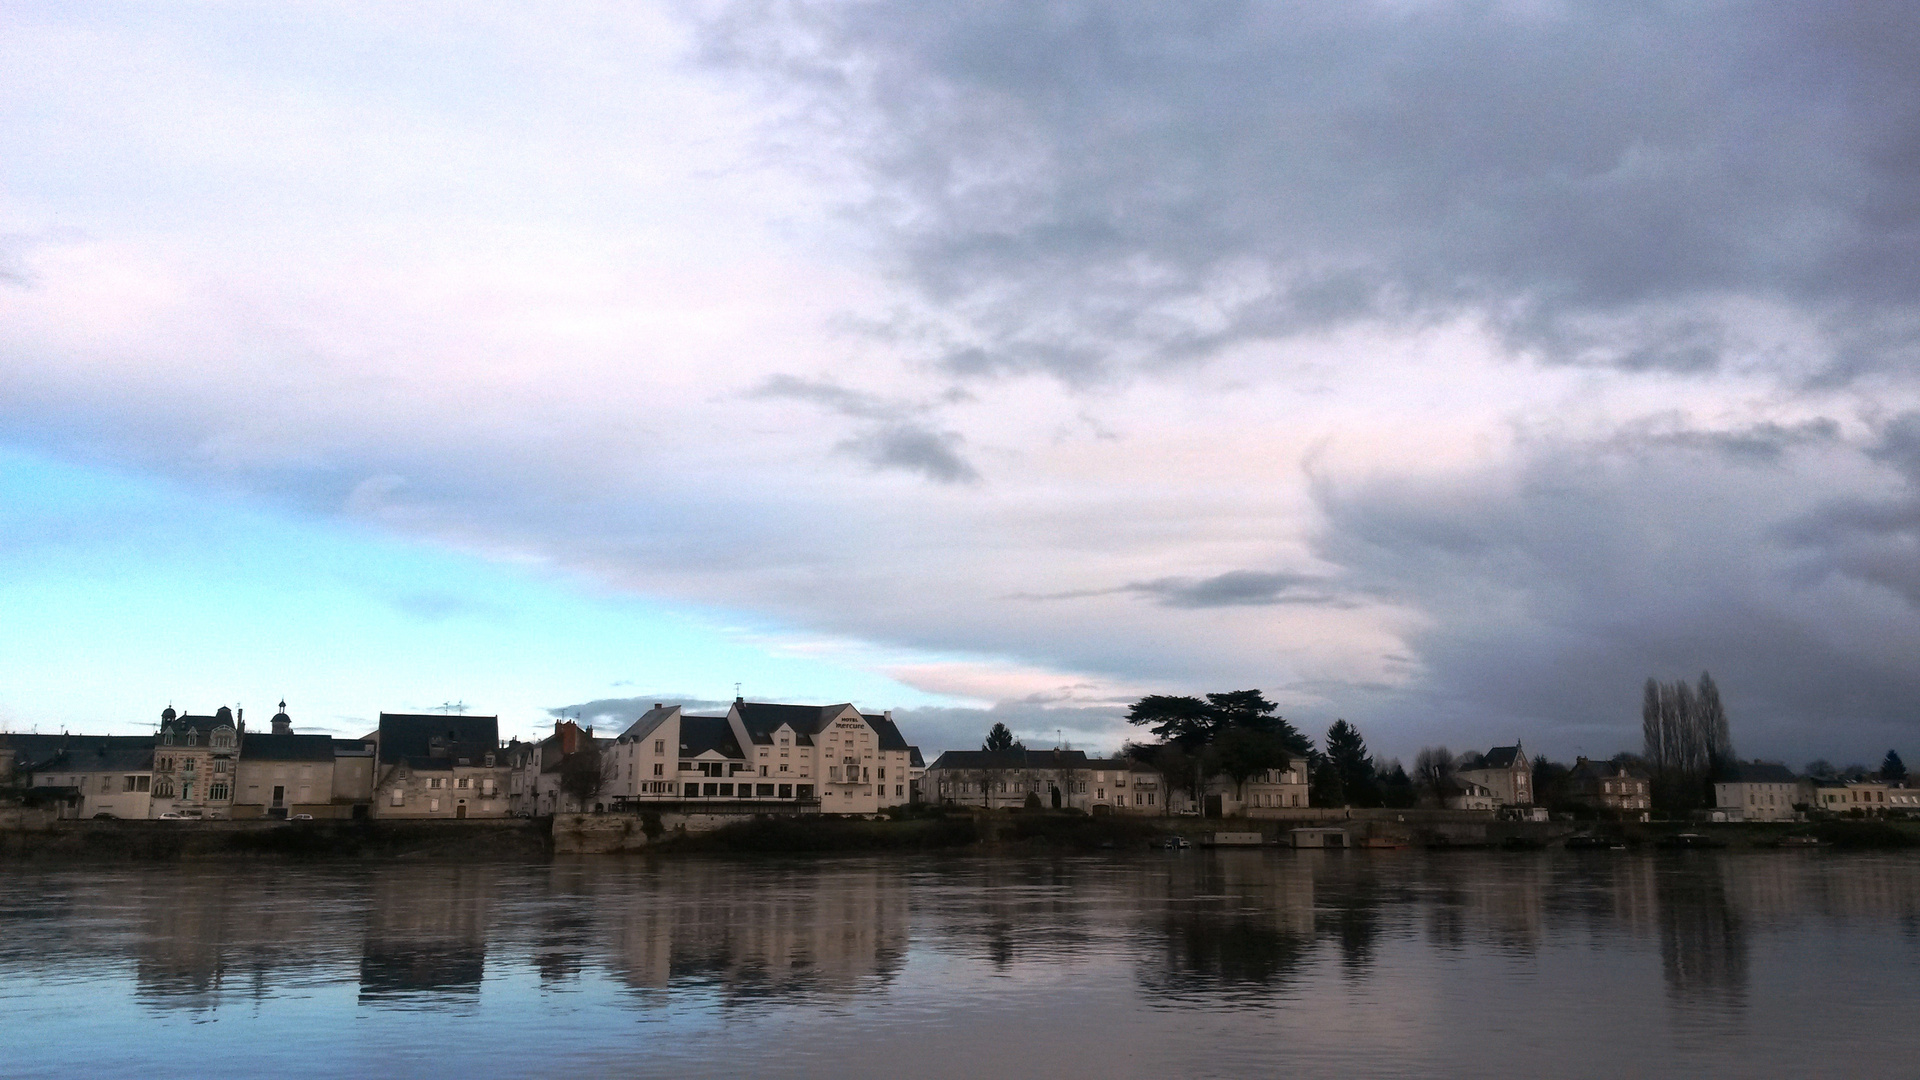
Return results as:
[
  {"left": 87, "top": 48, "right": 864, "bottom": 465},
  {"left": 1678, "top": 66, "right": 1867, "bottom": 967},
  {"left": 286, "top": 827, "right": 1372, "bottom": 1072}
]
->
[
  {"left": 181, "top": 782, "right": 193, "bottom": 800},
  {"left": 457, "top": 778, "right": 470, "bottom": 789},
  {"left": 653, "top": 763, "right": 663, "bottom": 777},
  {"left": 481, "top": 779, "right": 495, "bottom": 795},
  {"left": 778, "top": 784, "right": 793, "bottom": 799},
  {"left": 214, "top": 759, "right": 228, "bottom": 775},
  {"left": 210, "top": 783, "right": 229, "bottom": 800},
  {"left": 719, "top": 783, "right": 734, "bottom": 797},
  {"left": 484, "top": 753, "right": 495, "bottom": 768},
  {"left": 429, "top": 778, "right": 443, "bottom": 789},
  {"left": 896, "top": 785, "right": 904, "bottom": 797},
  {"left": 878, "top": 767, "right": 887, "bottom": 780},
  {"left": 163, "top": 732, "right": 173, "bottom": 746},
  {"left": 391, "top": 789, "right": 404, "bottom": 806},
  {"left": 429, "top": 798, "right": 439, "bottom": 812},
  {"left": 183, "top": 759, "right": 196, "bottom": 773},
  {"left": 654, "top": 739, "right": 665, "bottom": 753},
  {"left": 703, "top": 783, "right": 718, "bottom": 797},
  {"left": 779, "top": 764, "right": 789, "bottom": 773},
  {"left": 187, "top": 731, "right": 197, "bottom": 746},
  {"left": 679, "top": 761, "right": 693, "bottom": 772},
  {"left": 684, "top": 783, "right": 699, "bottom": 797}
]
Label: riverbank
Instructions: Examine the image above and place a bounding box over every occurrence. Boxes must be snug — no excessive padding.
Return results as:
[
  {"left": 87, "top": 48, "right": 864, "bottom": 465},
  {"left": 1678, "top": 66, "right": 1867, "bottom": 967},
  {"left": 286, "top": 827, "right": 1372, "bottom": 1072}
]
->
[{"left": 5, "top": 810, "right": 1915, "bottom": 860}]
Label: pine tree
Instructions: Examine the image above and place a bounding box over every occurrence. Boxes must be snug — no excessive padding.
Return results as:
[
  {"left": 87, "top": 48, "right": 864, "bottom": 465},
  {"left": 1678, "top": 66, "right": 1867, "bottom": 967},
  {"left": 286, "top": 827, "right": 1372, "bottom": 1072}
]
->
[
  {"left": 1882, "top": 750, "right": 1908, "bottom": 785},
  {"left": 982, "top": 722, "right": 1020, "bottom": 752},
  {"left": 1323, "top": 719, "right": 1380, "bottom": 808}
]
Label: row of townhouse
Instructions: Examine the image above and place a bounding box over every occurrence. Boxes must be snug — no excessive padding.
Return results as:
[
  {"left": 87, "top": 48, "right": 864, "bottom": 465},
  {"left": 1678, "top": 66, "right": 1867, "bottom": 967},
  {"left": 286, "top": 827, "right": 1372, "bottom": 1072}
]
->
[
  {"left": 925, "top": 748, "right": 1168, "bottom": 813},
  {"left": 4, "top": 699, "right": 931, "bottom": 822},
  {"left": 1714, "top": 763, "right": 1920, "bottom": 821}
]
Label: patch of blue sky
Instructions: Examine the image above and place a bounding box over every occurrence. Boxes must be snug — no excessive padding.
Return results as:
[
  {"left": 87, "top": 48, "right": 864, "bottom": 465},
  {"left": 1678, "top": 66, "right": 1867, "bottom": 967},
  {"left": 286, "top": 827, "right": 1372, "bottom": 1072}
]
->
[{"left": 0, "top": 447, "right": 944, "bottom": 740}]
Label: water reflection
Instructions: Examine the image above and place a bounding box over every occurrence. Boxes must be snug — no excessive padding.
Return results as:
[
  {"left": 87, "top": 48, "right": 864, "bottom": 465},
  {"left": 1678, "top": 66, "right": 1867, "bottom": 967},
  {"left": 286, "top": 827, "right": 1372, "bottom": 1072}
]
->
[{"left": 3, "top": 851, "right": 1919, "bottom": 1079}]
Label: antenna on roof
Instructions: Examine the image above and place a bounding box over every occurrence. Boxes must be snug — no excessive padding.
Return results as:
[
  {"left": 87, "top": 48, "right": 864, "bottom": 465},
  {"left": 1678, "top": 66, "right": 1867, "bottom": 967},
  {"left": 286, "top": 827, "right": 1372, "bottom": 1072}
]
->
[
  {"left": 440, "top": 700, "right": 467, "bottom": 715},
  {"left": 734, "top": 681, "right": 742, "bottom": 700}
]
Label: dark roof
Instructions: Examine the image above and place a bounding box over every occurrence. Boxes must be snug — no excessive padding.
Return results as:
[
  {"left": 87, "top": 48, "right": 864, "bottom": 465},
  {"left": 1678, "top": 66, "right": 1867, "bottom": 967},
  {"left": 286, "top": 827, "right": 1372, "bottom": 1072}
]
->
[
  {"left": 1568, "top": 757, "right": 1649, "bottom": 782},
  {"left": 679, "top": 715, "right": 743, "bottom": 759},
  {"left": 1722, "top": 761, "right": 1797, "bottom": 784},
  {"left": 240, "top": 732, "right": 335, "bottom": 762},
  {"left": 927, "top": 748, "right": 1090, "bottom": 771},
  {"left": 1476, "top": 745, "right": 1525, "bottom": 769},
  {"left": 734, "top": 702, "right": 852, "bottom": 738},
  {"left": 862, "top": 714, "right": 912, "bottom": 752},
  {"left": 333, "top": 739, "right": 376, "bottom": 757},
  {"left": 2, "top": 735, "right": 154, "bottom": 773},
  {"left": 909, "top": 747, "right": 925, "bottom": 768},
  {"left": 376, "top": 714, "right": 500, "bottom": 766}
]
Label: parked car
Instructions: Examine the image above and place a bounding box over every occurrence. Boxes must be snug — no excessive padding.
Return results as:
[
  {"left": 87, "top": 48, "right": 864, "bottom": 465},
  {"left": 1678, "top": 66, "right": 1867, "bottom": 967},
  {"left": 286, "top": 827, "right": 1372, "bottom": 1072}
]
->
[
  {"left": 290, "top": 813, "right": 314, "bottom": 821},
  {"left": 157, "top": 812, "right": 185, "bottom": 820},
  {"left": 92, "top": 812, "right": 116, "bottom": 820}
]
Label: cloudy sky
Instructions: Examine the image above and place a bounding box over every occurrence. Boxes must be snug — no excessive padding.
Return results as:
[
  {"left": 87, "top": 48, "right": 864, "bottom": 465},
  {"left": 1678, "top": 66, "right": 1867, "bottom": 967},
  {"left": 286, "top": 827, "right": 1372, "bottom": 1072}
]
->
[{"left": 4, "top": 2, "right": 1919, "bottom": 765}]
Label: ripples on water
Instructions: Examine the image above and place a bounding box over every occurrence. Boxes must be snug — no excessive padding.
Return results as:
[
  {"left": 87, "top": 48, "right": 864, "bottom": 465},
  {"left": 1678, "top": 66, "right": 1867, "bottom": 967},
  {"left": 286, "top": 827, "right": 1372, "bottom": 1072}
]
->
[{"left": 3, "top": 851, "right": 1918, "bottom": 1078}]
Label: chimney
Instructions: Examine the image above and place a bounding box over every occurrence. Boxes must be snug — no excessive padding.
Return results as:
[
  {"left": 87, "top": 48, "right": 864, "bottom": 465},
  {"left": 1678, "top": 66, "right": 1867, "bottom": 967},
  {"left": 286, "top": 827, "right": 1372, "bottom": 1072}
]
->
[{"left": 654, "top": 703, "right": 662, "bottom": 711}]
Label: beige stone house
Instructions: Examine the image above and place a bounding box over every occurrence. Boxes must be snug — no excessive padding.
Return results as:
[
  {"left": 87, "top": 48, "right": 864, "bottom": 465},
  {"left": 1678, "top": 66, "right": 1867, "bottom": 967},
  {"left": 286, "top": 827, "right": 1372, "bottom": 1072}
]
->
[
  {"left": 1712, "top": 761, "right": 1802, "bottom": 822},
  {"left": 151, "top": 707, "right": 240, "bottom": 818},
  {"left": 603, "top": 700, "right": 920, "bottom": 815},
  {"left": 1566, "top": 757, "right": 1651, "bottom": 815},
  {"left": 926, "top": 748, "right": 1167, "bottom": 813},
  {"left": 1456, "top": 743, "right": 1533, "bottom": 806},
  {"left": 371, "top": 713, "right": 509, "bottom": 819},
  {"left": 4, "top": 733, "right": 154, "bottom": 819}
]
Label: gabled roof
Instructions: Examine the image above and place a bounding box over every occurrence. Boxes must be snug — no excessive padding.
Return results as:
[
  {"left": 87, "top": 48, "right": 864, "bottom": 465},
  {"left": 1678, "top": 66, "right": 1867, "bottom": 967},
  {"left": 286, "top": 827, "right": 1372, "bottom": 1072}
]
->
[
  {"left": 862, "top": 713, "right": 912, "bottom": 752},
  {"left": 1568, "top": 757, "right": 1649, "bottom": 782},
  {"left": 679, "top": 715, "right": 743, "bottom": 759},
  {"left": 240, "top": 733, "right": 335, "bottom": 762},
  {"left": 1474, "top": 745, "right": 1525, "bottom": 769},
  {"left": 1722, "top": 761, "right": 1797, "bottom": 784},
  {"left": 618, "top": 706, "right": 678, "bottom": 742},
  {"left": 733, "top": 701, "right": 859, "bottom": 739},
  {"left": 376, "top": 713, "right": 500, "bottom": 766}
]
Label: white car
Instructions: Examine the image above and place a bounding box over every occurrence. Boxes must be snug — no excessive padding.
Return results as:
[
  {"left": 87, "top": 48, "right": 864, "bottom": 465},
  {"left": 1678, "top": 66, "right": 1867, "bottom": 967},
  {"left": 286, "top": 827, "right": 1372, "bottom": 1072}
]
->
[
  {"left": 157, "top": 812, "right": 185, "bottom": 820},
  {"left": 290, "top": 813, "right": 314, "bottom": 821}
]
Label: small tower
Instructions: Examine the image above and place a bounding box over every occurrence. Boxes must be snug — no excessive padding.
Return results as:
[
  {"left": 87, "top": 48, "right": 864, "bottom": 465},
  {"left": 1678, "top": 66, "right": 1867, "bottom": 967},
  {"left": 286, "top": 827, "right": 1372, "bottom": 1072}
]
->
[{"left": 271, "top": 700, "right": 292, "bottom": 736}]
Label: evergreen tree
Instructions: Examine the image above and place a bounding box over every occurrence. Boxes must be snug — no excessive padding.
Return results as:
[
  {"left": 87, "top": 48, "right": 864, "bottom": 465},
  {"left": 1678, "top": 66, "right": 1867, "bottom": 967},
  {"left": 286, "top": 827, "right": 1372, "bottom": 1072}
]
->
[
  {"left": 1882, "top": 750, "right": 1907, "bottom": 785},
  {"left": 982, "top": 722, "right": 1020, "bottom": 753},
  {"left": 1378, "top": 760, "right": 1418, "bottom": 809},
  {"left": 1323, "top": 719, "right": 1380, "bottom": 808}
]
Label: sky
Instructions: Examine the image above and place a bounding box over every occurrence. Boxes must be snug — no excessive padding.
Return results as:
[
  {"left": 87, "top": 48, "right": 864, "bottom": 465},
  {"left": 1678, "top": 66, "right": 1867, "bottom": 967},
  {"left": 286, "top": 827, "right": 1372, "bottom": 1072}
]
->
[{"left": 4, "top": 2, "right": 1919, "bottom": 766}]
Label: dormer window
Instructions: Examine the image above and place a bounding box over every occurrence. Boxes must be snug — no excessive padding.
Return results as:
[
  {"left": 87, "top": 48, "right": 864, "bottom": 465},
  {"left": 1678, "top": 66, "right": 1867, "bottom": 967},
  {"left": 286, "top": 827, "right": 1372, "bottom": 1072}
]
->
[
  {"left": 186, "top": 730, "right": 197, "bottom": 746},
  {"left": 162, "top": 732, "right": 174, "bottom": 746}
]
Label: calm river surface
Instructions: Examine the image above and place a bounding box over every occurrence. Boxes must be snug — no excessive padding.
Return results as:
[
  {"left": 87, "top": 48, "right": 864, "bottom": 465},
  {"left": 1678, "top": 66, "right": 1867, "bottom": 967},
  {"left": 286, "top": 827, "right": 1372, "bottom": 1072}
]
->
[{"left": 3, "top": 850, "right": 1918, "bottom": 1078}]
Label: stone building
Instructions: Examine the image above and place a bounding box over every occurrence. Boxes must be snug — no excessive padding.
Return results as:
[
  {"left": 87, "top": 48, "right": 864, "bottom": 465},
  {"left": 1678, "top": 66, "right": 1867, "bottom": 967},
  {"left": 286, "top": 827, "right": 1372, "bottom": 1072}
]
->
[
  {"left": 3, "top": 733, "right": 155, "bottom": 819},
  {"left": 151, "top": 707, "right": 240, "bottom": 818},
  {"left": 1566, "top": 757, "right": 1652, "bottom": 816},
  {"left": 231, "top": 703, "right": 343, "bottom": 818},
  {"left": 926, "top": 748, "right": 1167, "bottom": 813},
  {"left": 1712, "top": 761, "right": 1802, "bottom": 822},
  {"left": 1456, "top": 743, "right": 1533, "bottom": 806},
  {"left": 603, "top": 700, "right": 920, "bottom": 815},
  {"left": 371, "top": 713, "right": 510, "bottom": 819}
]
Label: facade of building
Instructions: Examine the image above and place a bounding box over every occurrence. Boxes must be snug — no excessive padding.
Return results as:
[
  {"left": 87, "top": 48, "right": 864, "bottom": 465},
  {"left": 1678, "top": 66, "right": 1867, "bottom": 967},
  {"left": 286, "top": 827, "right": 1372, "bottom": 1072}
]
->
[
  {"left": 371, "top": 713, "right": 510, "bottom": 819},
  {"left": 4, "top": 734, "right": 155, "bottom": 819},
  {"left": 1809, "top": 778, "right": 1893, "bottom": 815},
  {"left": 1456, "top": 744, "right": 1533, "bottom": 806},
  {"left": 1566, "top": 757, "right": 1652, "bottom": 815},
  {"left": 509, "top": 720, "right": 614, "bottom": 816},
  {"left": 151, "top": 707, "right": 241, "bottom": 818},
  {"left": 925, "top": 748, "right": 1167, "bottom": 813},
  {"left": 603, "top": 700, "right": 920, "bottom": 815},
  {"left": 1441, "top": 776, "right": 1499, "bottom": 812},
  {"left": 1712, "top": 761, "right": 1802, "bottom": 822},
  {"left": 230, "top": 703, "right": 342, "bottom": 819}
]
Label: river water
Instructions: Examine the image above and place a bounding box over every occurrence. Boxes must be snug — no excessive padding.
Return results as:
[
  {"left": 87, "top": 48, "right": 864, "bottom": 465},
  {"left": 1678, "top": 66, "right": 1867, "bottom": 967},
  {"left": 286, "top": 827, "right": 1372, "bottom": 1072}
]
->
[{"left": 2, "top": 850, "right": 1916, "bottom": 1078}]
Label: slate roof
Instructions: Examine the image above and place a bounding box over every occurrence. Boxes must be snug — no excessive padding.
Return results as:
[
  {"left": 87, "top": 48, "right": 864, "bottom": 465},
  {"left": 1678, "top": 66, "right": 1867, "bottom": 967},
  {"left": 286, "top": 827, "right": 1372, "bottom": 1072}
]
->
[
  {"left": 909, "top": 747, "right": 925, "bottom": 769},
  {"left": 679, "top": 715, "right": 743, "bottom": 759},
  {"left": 1722, "top": 761, "right": 1798, "bottom": 784},
  {"left": 734, "top": 702, "right": 852, "bottom": 739},
  {"left": 376, "top": 713, "right": 500, "bottom": 767},
  {"left": 333, "top": 739, "right": 376, "bottom": 757},
  {"left": 927, "top": 748, "right": 1090, "bottom": 771},
  {"left": 3, "top": 735, "right": 155, "bottom": 774},
  {"left": 618, "top": 705, "right": 679, "bottom": 742},
  {"left": 862, "top": 713, "right": 912, "bottom": 752},
  {"left": 240, "top": 732, "right": 336, "bottom": 763},
  {"left": 1475, "top": 745, "right": 1526, "bottom": 769}
]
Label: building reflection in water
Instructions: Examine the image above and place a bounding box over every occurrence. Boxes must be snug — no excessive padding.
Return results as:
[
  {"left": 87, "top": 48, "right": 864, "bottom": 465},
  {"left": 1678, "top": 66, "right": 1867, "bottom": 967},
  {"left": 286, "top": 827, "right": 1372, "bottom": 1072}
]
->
[
  {"left": 587, "top": 857, "right": 909, "bottom": 1003},
  {"left": 357, "top": 867, "right": 497, "bottom": 1004},
  {"left": 1654, "top": 857, "right": 1747, "bottom": 1015},
  {"left": 1137, "top": 852, "right": 1318, "bottom": 1001}
]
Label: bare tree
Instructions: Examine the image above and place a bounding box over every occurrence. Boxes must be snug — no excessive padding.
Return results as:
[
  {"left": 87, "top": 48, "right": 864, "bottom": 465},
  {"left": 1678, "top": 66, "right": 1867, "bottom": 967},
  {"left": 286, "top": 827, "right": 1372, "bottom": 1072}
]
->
[{"left": 1413, "top": 746, "right": 1455, "bottom": 801}]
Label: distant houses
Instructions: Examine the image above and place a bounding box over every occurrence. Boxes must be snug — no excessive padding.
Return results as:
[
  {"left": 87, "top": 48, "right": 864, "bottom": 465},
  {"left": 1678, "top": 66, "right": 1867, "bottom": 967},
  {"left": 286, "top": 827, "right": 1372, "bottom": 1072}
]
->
[{"left": 924, "top": 748, "right": 1164, "bottom": 813}]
